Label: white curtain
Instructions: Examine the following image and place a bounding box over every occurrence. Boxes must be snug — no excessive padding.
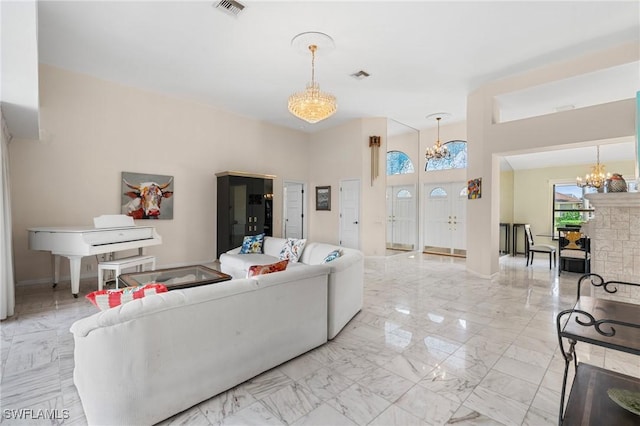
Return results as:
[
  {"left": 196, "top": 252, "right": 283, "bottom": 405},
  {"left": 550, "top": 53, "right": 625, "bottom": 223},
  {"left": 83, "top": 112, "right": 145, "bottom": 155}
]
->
[{"left": 1, "top": 113, "right": 15, "bottom": 320}]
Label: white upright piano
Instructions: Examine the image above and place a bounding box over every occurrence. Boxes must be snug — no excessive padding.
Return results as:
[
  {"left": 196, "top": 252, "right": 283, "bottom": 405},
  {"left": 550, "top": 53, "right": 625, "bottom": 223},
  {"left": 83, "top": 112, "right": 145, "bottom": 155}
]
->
[{"left": 28, "top": 215, "right": 162, "bottom": 297}]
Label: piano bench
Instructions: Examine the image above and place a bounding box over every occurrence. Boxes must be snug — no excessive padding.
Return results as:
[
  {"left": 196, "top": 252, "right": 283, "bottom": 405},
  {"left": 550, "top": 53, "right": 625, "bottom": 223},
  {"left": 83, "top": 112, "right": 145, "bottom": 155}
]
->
[{"left": 98, "top": 255, "right": 156, "bottom": 290}]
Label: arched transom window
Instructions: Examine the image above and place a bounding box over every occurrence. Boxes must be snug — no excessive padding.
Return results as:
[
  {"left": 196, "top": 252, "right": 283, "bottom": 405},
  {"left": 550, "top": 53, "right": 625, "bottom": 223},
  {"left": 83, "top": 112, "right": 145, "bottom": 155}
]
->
[
  {"left": 387, "top": 151, "right": 415, "bottom": 175},
  {"left": 425, "top": 140, "right": 467, "bottom": 171}
]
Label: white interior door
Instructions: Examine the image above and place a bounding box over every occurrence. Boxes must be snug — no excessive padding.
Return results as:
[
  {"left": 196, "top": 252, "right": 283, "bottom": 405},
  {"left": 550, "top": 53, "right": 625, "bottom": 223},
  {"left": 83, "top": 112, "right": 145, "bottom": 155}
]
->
[
  {"left": 284, "top": 182, "right": 304, "bottom": 239},
  {"left": 339, "top": 179, "right": 360, "bottom": 249},
  {"left": 424, "top": 182, "right": 467, "bottom": 256},
  {"left": 387, "top": 185, "right": 416, "bottom": 250}
]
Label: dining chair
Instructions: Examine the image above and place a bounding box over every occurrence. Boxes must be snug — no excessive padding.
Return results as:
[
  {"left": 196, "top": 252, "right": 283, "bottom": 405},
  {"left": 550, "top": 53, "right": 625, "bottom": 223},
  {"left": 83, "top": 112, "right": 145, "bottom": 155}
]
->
[
  {"left": 524, "top": 224, "right": 556, "bottom": 269},
  {"left": 558, "top": 228, "right": 590, "bottom": 276}
]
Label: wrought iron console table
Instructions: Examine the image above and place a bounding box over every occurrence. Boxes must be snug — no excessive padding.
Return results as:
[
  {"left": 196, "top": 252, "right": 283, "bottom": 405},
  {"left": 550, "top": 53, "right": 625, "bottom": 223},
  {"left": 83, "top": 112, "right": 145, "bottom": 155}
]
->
[{"left": 556, "top": 274, "right": 640, "bottom": 425}]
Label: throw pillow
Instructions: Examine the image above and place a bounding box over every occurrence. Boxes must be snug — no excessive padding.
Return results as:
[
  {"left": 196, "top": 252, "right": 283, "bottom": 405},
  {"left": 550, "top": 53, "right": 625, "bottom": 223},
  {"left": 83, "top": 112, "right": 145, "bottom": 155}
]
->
[
  {"left": 278, "top": 238, "right": 307, "bottom": 263},
  {"left": 247, "top": 259, "right": 288, "bottom": 278},
  {"left": 322, "top": 249, "right": 342, "bottom": 263},
  {"left": 86, "top": 283, "right": 168, "bottom": 311},
  {"left": 239, "top": 233, "right": 265, "bottom": 254}
]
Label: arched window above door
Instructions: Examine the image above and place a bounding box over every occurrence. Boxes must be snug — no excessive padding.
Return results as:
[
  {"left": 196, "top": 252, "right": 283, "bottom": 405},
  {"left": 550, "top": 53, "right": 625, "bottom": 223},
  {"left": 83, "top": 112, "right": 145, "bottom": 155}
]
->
[
  {"left": 387, "top": 151, "right": 415, "bottom": 175},
  {"left": 425, "top": 141, "right": 467, "bottom": 171},
  {"left": 429, "top": 187, "right": 447, "bottom": 198},
  {"left": 397, "top": 189, "right": 412, "bottom": 198}
]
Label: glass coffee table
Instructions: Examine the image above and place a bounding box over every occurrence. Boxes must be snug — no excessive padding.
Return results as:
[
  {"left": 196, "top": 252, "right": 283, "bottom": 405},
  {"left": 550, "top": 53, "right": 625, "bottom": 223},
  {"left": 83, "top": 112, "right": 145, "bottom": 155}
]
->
[{"left": 119, "top": 265, "right": 232, "bottom": 291}]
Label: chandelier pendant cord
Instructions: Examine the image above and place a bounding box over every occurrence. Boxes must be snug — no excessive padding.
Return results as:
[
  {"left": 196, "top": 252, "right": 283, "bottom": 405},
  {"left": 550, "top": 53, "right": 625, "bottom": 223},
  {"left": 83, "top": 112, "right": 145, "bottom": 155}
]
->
[
  {"left": 287, "top": 38, "right": 337, "bottom": 124},
  {"left": 310, "top": 45, "right": 316, "bottom": 86}
]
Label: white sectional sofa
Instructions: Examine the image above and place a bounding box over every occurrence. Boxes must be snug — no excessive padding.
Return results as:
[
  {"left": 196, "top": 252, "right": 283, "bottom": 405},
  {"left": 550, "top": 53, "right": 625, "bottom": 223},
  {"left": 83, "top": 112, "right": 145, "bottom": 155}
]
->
[
  {"left": 71, "top": 265, "right": 329, "bottom": 426},
  {"left": 220, "top": 237, "right": 364, "bottom": 339}
]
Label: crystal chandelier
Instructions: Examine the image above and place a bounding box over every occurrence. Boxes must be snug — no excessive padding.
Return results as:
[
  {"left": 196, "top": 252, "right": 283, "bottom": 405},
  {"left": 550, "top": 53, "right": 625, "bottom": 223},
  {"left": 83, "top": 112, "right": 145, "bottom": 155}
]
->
[
  {"left": 425, "top": 116, "right": 449, "bottom": 161},
  {"left": 576, "top": 145, "right": 610, "bottom": 189},
  {"left": 288, "top": 44, "right": 337, "bottom": 124}
]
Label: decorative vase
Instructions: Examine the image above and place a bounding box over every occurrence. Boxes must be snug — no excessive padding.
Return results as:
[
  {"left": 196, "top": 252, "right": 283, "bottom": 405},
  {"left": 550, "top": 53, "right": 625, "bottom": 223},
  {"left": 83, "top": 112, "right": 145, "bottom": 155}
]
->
[{"left": 607, "top": 173, "right": 627, "bottom": 192}]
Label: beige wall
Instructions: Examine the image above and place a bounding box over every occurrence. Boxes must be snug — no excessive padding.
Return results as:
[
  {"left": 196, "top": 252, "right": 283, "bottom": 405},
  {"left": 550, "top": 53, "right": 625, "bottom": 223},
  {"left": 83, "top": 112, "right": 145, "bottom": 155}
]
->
[
  {"left": 359, "top": 118, "right": 388, "bottom": 256},
  {"left": 513, "top": 160, "right": 634, "bottom": 246},
  {"left": 10, "top": 65, "right": 311, "bottom": 283},
  {"left": 307, "top": 120, "right": 361, "bottom": 246},
  {"left": 467, "top": 41, "right": 639, "bottom": 277},
  {"left": 307, "top": 117, "right": 387, "bottom": 256},
  {"left": 11, "top": 66, "right": 391, "bottom": 285},
  {"left": 500, "top": 170, "right": 514, "bottom": 225}
]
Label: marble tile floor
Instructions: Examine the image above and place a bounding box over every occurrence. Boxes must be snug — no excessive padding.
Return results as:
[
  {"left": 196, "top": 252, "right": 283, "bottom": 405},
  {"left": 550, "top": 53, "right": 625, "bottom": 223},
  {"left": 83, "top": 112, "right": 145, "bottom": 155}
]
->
[{"left": 1, "top": 253, "right": 639, "bottom": 426}]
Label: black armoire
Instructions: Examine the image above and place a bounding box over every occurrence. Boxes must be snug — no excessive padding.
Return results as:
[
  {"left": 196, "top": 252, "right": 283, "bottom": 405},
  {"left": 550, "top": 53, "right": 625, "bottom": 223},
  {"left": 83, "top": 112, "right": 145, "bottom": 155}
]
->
[{"left": 216, "top": 172, "right": 274, "bottom": 258}]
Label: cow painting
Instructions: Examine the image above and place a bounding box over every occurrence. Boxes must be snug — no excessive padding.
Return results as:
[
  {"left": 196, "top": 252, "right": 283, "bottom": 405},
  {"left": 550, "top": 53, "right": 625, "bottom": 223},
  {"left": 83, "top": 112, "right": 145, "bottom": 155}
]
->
[{"left": 121, "top": 173, "right": 174, "bottom": 219}]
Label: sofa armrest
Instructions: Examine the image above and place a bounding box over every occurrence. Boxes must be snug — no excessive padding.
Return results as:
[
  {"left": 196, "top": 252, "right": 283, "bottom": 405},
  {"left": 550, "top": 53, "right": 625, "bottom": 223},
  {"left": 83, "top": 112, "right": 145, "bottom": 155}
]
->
[
  {"left": 226, "top": 246, "right": 241, "bottom": 255},
  {"left": 322, "top": 250, "right": 363, "bottom": 273}
]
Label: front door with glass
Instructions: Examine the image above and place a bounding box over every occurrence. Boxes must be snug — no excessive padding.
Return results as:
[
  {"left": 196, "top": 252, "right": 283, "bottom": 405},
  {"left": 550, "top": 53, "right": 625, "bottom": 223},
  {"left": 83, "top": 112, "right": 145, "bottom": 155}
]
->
[
  {"left": 423, "top": 182, "right": 467, "bottom": 256},
  {"left": 386, "top": 185, "right": 416, "bottom": 250}
]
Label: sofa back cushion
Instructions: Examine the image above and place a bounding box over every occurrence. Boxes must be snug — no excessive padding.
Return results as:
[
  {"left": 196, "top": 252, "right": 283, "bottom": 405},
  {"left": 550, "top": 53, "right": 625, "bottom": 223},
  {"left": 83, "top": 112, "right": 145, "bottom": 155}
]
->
[
  {"left": 300, "top": 242, "right": 347, "bottom": 265},
  {"left": 263, "top": 237, "right": 288, "bottom": 257}
]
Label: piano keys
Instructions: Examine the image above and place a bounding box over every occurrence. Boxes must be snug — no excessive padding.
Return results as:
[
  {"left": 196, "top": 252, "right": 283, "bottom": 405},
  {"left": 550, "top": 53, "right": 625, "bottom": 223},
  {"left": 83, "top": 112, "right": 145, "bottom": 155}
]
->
[{"left": 28, "top": 215, "right": 162, "bottom": 297}]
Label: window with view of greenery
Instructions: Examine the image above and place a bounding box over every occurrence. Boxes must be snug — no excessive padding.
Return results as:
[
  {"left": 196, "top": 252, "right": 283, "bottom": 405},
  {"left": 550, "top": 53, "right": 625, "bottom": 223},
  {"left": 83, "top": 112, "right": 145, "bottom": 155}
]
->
[
  {"left": 552, "top": 183, "right": 596, "bottom": 235},
  {"left": 387, "top": 151, "right": 415, "bottom": 175}
]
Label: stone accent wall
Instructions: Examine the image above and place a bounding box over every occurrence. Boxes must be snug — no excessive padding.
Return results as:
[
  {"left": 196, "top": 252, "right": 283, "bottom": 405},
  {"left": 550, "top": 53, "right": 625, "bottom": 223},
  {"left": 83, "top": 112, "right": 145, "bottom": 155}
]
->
[{"left": 584, "top": 192, "right": 640, "bottom": 302}]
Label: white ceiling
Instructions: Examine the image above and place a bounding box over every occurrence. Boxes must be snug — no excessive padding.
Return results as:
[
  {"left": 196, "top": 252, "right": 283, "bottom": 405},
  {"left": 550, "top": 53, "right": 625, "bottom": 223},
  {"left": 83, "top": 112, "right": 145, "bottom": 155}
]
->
[{"left": 35, "top": 1, "right": 640, "bottom": 168}]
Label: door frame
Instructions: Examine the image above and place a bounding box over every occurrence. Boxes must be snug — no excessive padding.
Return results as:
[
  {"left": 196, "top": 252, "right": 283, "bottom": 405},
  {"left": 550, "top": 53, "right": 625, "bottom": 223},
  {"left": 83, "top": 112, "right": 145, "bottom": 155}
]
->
[{"left": 339, "top": 178, "right": 361, "bottom": 249}]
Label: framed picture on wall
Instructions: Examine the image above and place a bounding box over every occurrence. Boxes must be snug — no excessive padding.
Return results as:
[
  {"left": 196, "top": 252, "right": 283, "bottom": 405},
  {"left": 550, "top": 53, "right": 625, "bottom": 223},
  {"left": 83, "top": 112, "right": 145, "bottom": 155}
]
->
[
  {"left": 467, "top": 178, "right": 482, "bottom": 199},
  {"left": 316, "top": 186, "right": 331, "bottom": 211},
  {"left": 121, "top": 171, "right": 174, "bottom": 219}
]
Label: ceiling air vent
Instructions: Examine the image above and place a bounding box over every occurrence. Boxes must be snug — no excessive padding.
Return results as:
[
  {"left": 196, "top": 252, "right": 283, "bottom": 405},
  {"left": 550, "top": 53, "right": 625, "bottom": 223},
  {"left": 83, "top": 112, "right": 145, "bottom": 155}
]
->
[
  {"left": 350, "top": 70, "right": 370, "bottom": 80},
  {"left": 214, "top": 0, "right": 245, "bottom": 17}
]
